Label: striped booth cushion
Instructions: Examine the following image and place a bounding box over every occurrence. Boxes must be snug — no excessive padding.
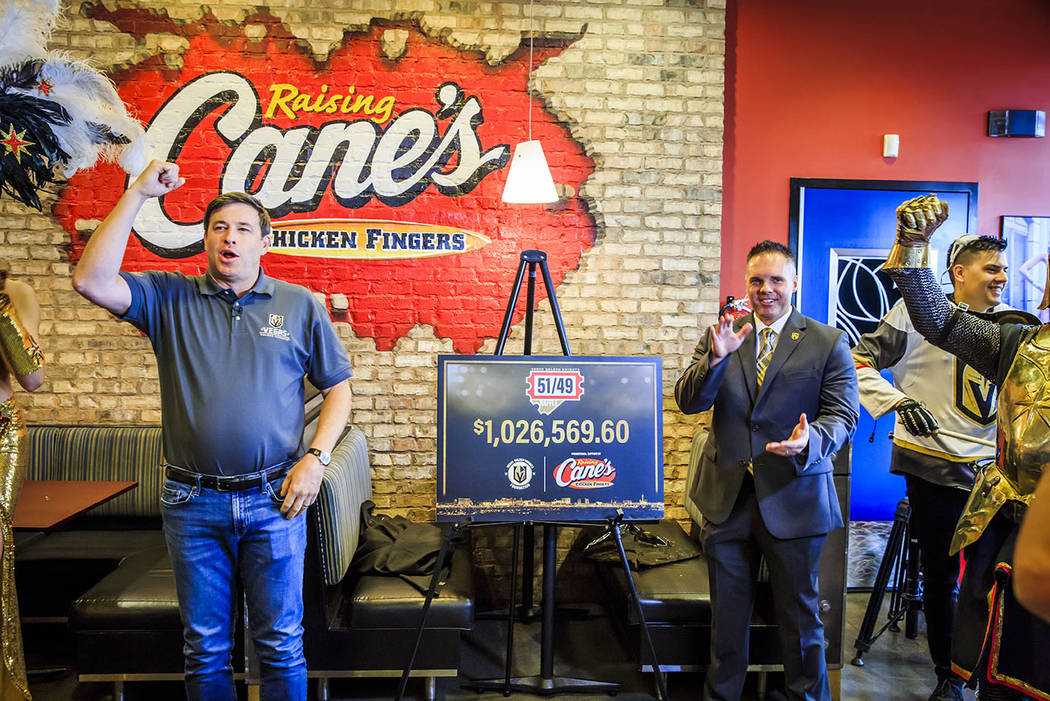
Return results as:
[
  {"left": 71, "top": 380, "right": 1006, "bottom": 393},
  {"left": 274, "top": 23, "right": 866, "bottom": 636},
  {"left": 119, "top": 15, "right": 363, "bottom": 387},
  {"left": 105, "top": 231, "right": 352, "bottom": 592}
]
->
[
  {"left": 26, "top": 426, "right": 165, "bottom": 519},
  {"left": 314, "top": 427, "right": 372, "bottom": 586},
  {"left": 684, "top": 426, "right": 708, "bottom": 526}
]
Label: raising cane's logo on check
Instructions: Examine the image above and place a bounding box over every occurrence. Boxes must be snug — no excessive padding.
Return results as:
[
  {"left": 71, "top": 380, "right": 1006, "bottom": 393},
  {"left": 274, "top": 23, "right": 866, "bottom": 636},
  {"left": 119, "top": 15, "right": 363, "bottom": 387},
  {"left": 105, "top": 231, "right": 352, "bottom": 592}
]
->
[
  {"left": 553, "top": 456, "right": 615, "bottom": 489},
  {"left": 525, "top": 369, "right": 585, "bottom": 415}
]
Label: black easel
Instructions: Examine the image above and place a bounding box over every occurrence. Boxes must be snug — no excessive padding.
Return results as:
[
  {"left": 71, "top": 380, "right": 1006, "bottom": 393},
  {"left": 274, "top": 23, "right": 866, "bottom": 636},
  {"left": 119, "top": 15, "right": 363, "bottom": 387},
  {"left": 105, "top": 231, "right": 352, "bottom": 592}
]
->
[
  {"left": 493, "top": 249, "right": 570, "bottom": 621},
  {"left": 851, "top": 497, "right": 922, "bottom": 666},
  {"left": 399, "top": 250, "right": 669, "bottom": 699},
  {"left": 469, "top": 514, "right": 668, "bottom": 700},
  {"left": 471, "top": 250, "right": 620, "bottom": 696}
]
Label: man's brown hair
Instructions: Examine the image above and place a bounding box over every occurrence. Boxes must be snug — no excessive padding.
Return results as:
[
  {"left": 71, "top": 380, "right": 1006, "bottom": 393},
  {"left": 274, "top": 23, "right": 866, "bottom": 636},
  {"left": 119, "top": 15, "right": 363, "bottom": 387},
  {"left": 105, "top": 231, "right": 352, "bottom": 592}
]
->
[{"left": 204, "top": 192, "right": 271, "bottom": 238}]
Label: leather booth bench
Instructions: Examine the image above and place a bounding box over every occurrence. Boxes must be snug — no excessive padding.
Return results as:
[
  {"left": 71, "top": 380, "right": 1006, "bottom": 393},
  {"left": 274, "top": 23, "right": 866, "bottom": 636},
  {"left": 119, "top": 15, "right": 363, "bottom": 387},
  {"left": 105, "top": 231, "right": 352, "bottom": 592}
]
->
[
  {"left": 62, "top": 390, "right": 326, "bottom": 692},
  {"left": 594, "top": 430, "right": 850, "bottom": 699},
  {"left": 17, "top": 392, "right": 473, "bottom": 700},
  {"left": 594, "top": 519, "right": 783, "bottom": 673},
  {"left": 302, "top": 426, "right": 475, "bottom": 701},
  {"left": 16, "top": 423, "right": 217, "bottom": 696},
  {"left": 15, "top": 424, "right": 169, "bottom": 666}
]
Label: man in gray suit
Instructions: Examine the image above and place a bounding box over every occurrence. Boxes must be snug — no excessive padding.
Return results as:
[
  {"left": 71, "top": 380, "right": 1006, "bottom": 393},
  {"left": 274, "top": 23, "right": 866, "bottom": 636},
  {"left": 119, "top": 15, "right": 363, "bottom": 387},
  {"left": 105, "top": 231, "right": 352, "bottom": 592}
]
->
[{"left": 676, "top": 240, "right": 858, "bottom": 701}]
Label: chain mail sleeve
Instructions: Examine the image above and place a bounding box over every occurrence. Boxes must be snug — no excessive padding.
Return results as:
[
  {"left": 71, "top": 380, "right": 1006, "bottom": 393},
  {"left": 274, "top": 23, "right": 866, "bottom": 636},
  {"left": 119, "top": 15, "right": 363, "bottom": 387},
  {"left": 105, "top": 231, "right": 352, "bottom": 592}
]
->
[{"left": 883, "top": 267, "right": 1002, "bottom": 383}]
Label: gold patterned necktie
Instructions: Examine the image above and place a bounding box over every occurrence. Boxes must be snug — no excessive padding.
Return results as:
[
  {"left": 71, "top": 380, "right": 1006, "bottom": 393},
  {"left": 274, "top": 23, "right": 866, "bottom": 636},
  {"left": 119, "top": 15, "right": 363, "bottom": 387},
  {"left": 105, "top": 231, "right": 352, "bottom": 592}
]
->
[{"left": 756, "top": 327, "right": 776, "bottom": 389}]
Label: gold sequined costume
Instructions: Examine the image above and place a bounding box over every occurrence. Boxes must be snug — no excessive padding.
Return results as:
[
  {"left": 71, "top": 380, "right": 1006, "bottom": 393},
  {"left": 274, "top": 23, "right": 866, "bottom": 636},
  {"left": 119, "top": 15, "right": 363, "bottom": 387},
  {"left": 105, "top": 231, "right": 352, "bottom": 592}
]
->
[
  {"left": 885, "top": 194, "right": 1050, "bottom": 700},
  {"left": 0, "top": 286, "right": 44, "bottom": 701},
  {"left": 0, "top": 398, "right": 29, "bottom": 701}
]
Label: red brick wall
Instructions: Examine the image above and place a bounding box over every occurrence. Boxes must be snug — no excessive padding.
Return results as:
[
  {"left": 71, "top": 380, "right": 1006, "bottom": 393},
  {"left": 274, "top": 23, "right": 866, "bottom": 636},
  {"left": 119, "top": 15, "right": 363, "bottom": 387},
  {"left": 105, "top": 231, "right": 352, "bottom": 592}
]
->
[{"left": 2, "top": 1, "right": 724, "bottom": 545}]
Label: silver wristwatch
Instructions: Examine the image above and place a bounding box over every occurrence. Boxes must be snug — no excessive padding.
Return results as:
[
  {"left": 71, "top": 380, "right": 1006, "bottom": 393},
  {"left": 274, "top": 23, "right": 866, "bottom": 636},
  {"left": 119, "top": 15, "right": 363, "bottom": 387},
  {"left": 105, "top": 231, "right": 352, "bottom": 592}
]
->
[{"left": 306, "top": 447, "right": 331, "bottom": 466}]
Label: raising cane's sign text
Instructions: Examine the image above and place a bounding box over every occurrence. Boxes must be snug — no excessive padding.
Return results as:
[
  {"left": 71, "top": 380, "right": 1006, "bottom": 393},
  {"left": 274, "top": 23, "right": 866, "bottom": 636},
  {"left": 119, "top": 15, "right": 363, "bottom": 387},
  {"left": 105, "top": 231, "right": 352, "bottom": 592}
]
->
[{"left": 56, "top": 13, "right": 597, "bottom": 352}]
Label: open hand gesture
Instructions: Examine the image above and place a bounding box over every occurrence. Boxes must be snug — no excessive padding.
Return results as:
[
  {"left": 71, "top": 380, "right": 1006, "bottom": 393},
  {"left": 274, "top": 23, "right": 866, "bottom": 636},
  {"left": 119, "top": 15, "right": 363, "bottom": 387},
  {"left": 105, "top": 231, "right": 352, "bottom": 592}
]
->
[
  {"left": 129, "top": 160, "right": 185, "bottom": 199},
  {"left": 896, "top": 194, "right": 948, "bottom": 246},
  {"left": 708, "top": 313, "right": 752, "bottom": 367},
  {"left": 766, "top": 413, "right": 810, "bottom": 456}
]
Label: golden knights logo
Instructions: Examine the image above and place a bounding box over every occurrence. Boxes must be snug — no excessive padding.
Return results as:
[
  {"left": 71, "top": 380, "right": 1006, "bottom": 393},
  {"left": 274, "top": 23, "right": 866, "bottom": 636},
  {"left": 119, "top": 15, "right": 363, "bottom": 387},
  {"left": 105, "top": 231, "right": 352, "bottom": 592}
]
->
[
  {"left": 955, "top": 358, "right": 996, "bottom": 425},
  {"left": 506, "top": 458, "right": 534, "bottom": 490},
  {"left": 259, "top": 314, "right": 291, "bottom": 341}
]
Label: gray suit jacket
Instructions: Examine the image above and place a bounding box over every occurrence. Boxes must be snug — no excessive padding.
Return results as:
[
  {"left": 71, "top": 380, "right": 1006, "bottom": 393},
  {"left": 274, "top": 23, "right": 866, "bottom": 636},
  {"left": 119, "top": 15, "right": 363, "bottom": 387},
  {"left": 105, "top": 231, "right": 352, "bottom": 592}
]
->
[{"left": 674, "top": 309, "right": 859, "bottom": 539}]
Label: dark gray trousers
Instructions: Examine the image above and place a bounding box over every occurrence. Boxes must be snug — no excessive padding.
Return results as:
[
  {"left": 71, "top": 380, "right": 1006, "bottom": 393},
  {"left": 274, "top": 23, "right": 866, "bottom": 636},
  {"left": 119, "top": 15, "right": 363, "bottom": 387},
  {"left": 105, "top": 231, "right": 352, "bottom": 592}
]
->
[{"left": 700, "top": 475, "right": 831, "bottom": 701}]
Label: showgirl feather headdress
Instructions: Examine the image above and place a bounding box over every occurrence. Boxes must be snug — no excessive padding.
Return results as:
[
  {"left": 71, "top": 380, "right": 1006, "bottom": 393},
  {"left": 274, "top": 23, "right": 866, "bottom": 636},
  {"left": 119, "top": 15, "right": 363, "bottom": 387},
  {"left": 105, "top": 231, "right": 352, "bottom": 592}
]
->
[{"left": 0, "top": 0, "right": 146, "bottom": 210}]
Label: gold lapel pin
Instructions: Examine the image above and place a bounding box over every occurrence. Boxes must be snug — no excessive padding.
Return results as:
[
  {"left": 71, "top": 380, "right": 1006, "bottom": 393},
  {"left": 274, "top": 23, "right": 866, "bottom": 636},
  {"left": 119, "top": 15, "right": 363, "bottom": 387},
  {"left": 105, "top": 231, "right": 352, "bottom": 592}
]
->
[{"left": 791, "top": 331, "right": 800, "bottom": 341}]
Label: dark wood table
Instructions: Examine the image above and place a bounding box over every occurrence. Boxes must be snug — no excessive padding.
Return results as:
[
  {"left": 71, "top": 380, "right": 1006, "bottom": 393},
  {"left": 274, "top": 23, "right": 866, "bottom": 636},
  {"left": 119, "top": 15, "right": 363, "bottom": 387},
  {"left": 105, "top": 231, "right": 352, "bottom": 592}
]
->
[
  {"left": 12, "top": 480, "right": 139, "bottom": 676},
  {"left": 13, "top": 480, "right": 137, "bottom": 531}
]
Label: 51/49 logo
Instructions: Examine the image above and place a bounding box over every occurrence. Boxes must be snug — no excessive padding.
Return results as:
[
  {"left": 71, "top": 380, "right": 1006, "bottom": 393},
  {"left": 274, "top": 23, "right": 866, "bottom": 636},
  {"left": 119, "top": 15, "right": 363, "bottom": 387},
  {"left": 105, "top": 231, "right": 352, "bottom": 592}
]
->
[
  {"left": 525, "top": 370, "right": 585, "bottom": 415},
  {"left": 472, "top": 418, "right": 629, "bottom": 449}
]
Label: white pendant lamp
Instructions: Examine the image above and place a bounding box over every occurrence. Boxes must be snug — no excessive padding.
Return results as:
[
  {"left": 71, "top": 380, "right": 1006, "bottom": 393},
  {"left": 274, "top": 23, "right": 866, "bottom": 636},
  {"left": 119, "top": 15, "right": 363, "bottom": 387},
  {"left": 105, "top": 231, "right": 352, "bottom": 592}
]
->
[
  {"left": 502, "top": 140, "right": 558, "bottom": 203},
  {"left": 501, "top": 0, "right": 559, "bottom": 204}
]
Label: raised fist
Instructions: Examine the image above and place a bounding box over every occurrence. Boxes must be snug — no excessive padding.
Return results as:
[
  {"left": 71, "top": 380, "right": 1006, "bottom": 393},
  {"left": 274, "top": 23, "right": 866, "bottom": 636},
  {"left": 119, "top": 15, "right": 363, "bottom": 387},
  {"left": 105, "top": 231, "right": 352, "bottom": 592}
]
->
[
  {"left": 896, "top": 194, "right": 949, "bottom": 246},
  {"left": 129, "top": 160, "right": 185, "bottom": 199}
]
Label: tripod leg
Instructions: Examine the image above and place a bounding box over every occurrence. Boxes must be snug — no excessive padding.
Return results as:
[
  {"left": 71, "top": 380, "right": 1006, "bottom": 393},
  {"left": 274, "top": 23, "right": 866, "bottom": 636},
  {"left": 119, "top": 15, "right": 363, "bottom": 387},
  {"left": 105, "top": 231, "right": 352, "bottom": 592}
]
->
[
  {"left": 539, "top": 524, "right": 556, "bottom": 681},
  {"left": 904, "top": 530, "right": 922, "bottom": 639},
  {"left": 521, "top": 525, "right": 536, "bottom": 614},
  {"left": 851, "top": 502, "right": 909, "bottom": 665},
  {"left": 609, "top": 518, "right": 669, "bottom": 701},
  {"left": 504, "top": 523, "right": 521, "bottom": 693},
  {"left": 524, "top": 262, "right": 537, "bottom": 354},
  {"left": 888, "top": 528, "right": 906, "bottom": 633},
  {"left": 537, "top": 256, "right": 571, "bottom": 355},
  {"left": 396, "top": 523, "right": 456, "bottom": 701},
  {"left": 495, "top": 256, "right": 529, "bottom": 355}
]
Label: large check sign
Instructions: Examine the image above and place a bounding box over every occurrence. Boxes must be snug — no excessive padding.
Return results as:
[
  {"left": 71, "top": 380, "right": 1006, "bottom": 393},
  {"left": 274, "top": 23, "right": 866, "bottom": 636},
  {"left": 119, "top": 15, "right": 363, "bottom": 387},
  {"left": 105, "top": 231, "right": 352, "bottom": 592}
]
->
[{"left": 437, "top": 355, "right": 663, "bottom": 522}]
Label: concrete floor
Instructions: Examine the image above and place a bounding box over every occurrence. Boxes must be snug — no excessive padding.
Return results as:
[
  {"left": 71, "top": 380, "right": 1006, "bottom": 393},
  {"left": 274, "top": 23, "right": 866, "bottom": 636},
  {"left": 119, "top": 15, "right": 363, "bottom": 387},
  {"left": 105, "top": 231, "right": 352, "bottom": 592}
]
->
[{"left": 27, "top": 591, "right": 972, "bottom": 701}]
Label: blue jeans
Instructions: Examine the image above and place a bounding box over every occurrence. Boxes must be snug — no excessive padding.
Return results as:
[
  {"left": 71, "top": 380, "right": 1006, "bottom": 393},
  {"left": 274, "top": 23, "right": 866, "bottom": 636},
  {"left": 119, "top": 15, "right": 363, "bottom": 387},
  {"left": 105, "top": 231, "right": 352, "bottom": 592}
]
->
[{"left": 161, "top": 468, "right": 307, "bottom": 701}]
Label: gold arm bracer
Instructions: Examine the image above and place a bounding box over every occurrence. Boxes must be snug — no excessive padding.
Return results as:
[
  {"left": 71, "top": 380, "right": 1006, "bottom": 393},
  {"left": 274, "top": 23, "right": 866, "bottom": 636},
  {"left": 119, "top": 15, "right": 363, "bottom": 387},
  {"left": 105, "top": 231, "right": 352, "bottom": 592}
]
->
[
  {"left": 885, "top": 194, "right": 948, "bottom": 270},
  {"left": 883, "top": 242, "right": 930, "bottom": 270},
  {"left": 0, "top": 295, "right": 43, "bottom": 377}
]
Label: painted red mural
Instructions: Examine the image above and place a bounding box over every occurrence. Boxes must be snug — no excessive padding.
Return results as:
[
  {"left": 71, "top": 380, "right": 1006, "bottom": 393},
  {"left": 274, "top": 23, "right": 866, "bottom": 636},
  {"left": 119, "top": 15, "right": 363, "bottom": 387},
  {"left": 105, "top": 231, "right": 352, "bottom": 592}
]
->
[{"left": 56, "top": 9, "right": 596, "bottom": 352}]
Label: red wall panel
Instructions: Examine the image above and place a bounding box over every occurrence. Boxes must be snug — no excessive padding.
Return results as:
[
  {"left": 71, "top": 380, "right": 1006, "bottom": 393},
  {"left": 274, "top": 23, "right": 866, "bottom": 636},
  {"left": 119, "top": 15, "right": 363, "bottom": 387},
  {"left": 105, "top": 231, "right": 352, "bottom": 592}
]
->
[{"left": 723, "top": 0, "right": 1050, "bottom": 299}]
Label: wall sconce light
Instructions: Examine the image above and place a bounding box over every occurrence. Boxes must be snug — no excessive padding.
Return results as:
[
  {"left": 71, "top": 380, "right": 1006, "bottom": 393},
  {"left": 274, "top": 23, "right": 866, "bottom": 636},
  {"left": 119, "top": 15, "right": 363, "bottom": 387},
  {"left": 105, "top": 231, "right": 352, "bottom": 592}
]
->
[
  {"left": 883, "top": 134, "right": 900, "bottom": 158},
  {"left": 501, "top": 0, "right": 559, "bottom": 204}
]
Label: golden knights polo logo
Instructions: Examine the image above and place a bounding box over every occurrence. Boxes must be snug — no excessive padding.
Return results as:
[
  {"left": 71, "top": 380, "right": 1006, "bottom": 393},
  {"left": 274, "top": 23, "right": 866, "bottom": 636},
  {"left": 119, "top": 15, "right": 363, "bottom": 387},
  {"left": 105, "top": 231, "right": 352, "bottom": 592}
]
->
[
  {"left": 525, "top": 369, "right": 585, "bottom": 415},
  {"left": 956, "top": 358, "right": 997, "bottom": 425},
  {"left": 260, "top": 314, "right": 291, "bottom": 341}
]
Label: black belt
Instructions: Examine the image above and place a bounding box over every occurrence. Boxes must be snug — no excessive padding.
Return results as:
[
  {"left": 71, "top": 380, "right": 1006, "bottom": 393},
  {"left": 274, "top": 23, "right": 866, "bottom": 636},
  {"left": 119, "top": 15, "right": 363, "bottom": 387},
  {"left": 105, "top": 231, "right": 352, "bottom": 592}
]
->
[{"left": 165, "top": 463, "right": 290, "bottom": 492}]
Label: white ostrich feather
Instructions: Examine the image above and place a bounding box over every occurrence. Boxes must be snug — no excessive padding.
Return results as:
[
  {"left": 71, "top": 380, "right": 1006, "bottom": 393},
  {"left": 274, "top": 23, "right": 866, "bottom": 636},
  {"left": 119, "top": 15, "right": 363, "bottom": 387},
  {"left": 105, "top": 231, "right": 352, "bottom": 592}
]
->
[
  {"left": 0, "top": 0, "right": 148, "bottom": 209},
  {"left": 36, "top": 56, "right": 148, "bottom": 174},
  {"left": 0, "top": 0, "right": 61, "bottom": 67}
]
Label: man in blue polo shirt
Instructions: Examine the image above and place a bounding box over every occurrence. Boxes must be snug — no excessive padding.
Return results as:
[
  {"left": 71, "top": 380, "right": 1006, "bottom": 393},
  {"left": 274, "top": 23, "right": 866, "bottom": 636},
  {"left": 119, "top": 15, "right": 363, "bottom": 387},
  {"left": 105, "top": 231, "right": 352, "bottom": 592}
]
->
[{"left": 73, "top": 160, "right": 352, "bottom": 700}]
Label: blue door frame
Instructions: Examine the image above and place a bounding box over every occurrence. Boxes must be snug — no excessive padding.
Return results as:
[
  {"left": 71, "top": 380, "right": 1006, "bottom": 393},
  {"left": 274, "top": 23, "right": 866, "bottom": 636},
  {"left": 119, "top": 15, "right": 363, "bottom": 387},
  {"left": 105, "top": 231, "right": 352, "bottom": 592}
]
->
[{"left": 788, "top": 178, "right": 979, "bottom": 521}]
